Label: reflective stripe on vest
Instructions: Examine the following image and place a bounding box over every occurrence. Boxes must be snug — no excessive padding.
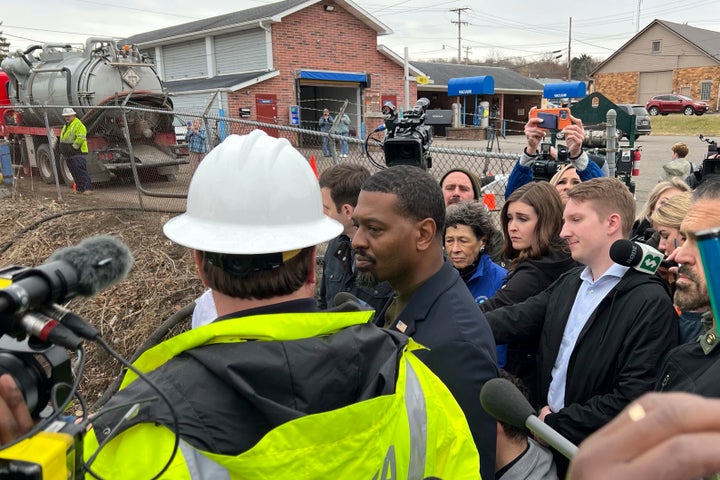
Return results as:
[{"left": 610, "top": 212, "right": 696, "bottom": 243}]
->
[
  {"left": 180, "top": 439, "right": 230, "bottom": 479},
  {"left": 177, "top": 356, "right": 429, "bottom": 479},
  {"left": 405, "top": 358, "right": 428, "bottom": 479}
]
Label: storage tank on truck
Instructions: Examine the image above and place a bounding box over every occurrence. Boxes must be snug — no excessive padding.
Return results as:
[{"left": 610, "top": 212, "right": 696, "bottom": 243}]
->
[{"left": 0, "top": 37, "right": 185, "bottom": 185}]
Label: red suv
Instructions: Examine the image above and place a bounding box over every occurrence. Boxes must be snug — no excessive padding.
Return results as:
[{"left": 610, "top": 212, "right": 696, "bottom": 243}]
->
[{"left": 646, "top": 94, "right": 709, "bottom": 116}]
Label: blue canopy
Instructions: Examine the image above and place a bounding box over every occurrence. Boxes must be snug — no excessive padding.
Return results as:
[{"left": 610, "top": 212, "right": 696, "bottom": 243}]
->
[
  {"left": 543, "top": 81, "right": 587, "bottom": 99},
  {"left": 448, "top": 76, "right": 495, "bottom": 96},
  {"left": 299, "top": 70, "right": 368, "bottom": 84}
]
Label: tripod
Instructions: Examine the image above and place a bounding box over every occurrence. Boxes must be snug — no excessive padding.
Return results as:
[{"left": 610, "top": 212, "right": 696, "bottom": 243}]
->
[{"left": 486, "top": 117, "right": 503, "bottom": 153}]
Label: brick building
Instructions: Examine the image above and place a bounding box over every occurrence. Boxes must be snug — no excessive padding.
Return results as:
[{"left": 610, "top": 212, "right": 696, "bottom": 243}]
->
[
  {"left": 591, "top": 19, "right": 720, "bottom": 111},
  {"left": 127, "top": 0, "right": 419, "bottom": 139}
]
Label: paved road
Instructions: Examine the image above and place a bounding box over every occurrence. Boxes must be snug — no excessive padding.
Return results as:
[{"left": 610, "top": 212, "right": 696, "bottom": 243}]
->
[{"left": 436, "top": 133, "right": 712, "bottom": 207}]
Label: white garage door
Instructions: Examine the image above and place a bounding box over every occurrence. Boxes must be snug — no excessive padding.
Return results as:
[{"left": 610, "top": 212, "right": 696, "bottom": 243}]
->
[{"left": 639, "top": 71, "right": 672, "bottom": 104}]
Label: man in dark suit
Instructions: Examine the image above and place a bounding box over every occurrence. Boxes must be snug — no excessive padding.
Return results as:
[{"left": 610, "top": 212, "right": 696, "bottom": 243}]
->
[{"left": 352, "top": 165, "right": 499, "bottom": 479}]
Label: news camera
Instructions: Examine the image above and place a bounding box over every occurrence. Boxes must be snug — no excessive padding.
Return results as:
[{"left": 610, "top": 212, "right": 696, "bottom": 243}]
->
[
  {"left": 532, "top": 143, "right": 570, "bottom": 181},
  {"left": 688, "top": 134, "right": 720, "bottom": 187},
  {"left": 0, "top": 236, "right": 149, "bottom": 478},
  {"left": 378, "top": 98, "right": 433, "bottom": 170}
]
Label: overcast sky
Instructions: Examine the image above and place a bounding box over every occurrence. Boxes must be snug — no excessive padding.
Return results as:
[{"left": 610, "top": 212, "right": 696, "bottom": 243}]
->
[{"left": 2, "top": 0, "right": 720, "bottom": 63}]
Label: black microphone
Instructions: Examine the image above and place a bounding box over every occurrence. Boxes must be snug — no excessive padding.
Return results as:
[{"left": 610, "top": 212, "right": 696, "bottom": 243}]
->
[
  {"left": 610, "top": 239, "right": 666, "bottom": 275},
  {"left": 0, "top": 236, "right": 134, "bottom": 337},
  {"left": 332, "top": 292, "right": 372, "bottom": 312},
  {"left": 480, "top": 377, "right": 578, "bottom": 460}
]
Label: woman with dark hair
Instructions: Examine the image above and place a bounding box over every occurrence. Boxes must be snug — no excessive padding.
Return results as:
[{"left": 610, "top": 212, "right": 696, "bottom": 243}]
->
[
  {"left": 481, "top": 182, "right": 578, "bottom": 404},
  {"left": 445, "top": 201, "right": 508, "bottom": 364}
]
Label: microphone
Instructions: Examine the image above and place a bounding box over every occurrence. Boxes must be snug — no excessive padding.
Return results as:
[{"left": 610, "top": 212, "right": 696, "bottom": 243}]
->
[
  {"left": 0, "top": 236, "right": 134, "bottom": 337},
  {"left": 480, "top": 377, "right": 578, "bottom": 460},
  {"left": 332, "top": 292, "right": 372, "bottom": 311},
  {"left": 610, "top": 239, "right": 666, "bottom": 275}
]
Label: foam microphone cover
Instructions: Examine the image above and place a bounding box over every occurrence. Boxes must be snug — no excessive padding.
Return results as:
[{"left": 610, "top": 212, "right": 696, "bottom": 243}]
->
[
  {"left": 49, "top": 235, "right": 134, "bottom": 296},
  {"left": 480, "top": 377, "right": 535, "bottom": 428},
  {"left": 609, "top": 239, "right": 640, "bottom": 267}
]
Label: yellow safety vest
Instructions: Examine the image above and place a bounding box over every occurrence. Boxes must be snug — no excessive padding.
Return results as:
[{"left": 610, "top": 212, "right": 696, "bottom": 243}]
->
[
  {"left": 84, "top": 310, "right": 481, "bottom": 479},
  {"left": 59, "top": 117, "right": 88, "bottom": 153}
]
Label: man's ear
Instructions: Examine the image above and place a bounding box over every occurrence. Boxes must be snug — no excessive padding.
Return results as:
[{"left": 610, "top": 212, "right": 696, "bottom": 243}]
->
[
  {"left": 341, "top": 204, "right": 354, "bottom": 221},
  {"left": 307, "top": 246, "right": 317, "bottom": 286},
  {"left": 607, "top": 213, "right": 622, "bottom": 237},
  {"left": 193, "top": 250, "right": 208, "bottom": 287},
  {"left": 415, "top": 218, "right": 437, "bottom": 252}
]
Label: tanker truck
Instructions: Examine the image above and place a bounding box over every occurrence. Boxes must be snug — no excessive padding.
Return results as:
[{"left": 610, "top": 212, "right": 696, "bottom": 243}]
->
[{"left": 0, "top": 38, "right": 186, "bottom": 185}]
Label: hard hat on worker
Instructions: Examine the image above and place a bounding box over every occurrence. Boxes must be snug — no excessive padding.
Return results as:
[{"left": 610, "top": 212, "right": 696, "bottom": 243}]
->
[
  {"left": 61, "top": 108, "right": 77, "bottom": 116},
  {"left": 163, "top": 129, "right": 342, "bottom": 255}
]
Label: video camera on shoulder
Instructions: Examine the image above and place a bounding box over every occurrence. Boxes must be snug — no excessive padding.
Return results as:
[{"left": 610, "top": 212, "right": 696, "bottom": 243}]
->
[
  {"left": 532, "top": 143, "right": 570, "bottom": 181},
  {"left": 382, "top": 98, "right": 433, "bottom": 170},
  {"left": 690, "top": 134, "right": 720, "bottom": 187},
  {"left": 530, "top": 107, "right": 572, "bottom": 131}
]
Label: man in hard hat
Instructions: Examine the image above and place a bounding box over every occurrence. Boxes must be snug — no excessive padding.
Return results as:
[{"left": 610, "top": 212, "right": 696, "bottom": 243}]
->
[
  {"left": 0, "top": 130, "right": 481, "bottom": 477},
  {"left": 59, "top": 107, "right": 93, "bottom": 194},
  {"left": 352, "top": 164, "right": 499, "bottom": 479}
]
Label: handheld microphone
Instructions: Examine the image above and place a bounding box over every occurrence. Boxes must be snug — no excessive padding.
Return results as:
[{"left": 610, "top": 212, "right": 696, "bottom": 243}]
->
[
  {"left": 332, "top": 292, "right": 372, "bottom": 311},
  {"left": 0, "top": 236, "right": 134, "bottom": 337},
  {"left": 480, "top": 377, "right": 578, "bottom": 460},
  {"left": 610, "top": 239, "right": 666, "bottom": 274}
]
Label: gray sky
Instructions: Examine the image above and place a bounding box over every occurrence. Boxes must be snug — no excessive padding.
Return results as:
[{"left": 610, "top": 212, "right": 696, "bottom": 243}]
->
[{"left": 2, "top": 0, "right": 720, "bottom": 63}]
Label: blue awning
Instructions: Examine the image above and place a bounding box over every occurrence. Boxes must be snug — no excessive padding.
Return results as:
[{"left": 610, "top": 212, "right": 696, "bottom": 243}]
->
[
  {"left": 299, "top": 70, "right": 368, "bottom": 83},
  {"left": 543, "top": 81, "right": 587, "bottom": 99},
  {"left": 447, "top": 76, "right": 495, "bottom": 96}
]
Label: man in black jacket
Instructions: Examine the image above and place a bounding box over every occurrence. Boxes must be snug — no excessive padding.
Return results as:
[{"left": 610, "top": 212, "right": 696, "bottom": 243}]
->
[
  {"left": 352, "top": 165, "right": 499, "bottom": 480},
  {"left": 486, "top": 177, "right": 678, "bottom": 476},
  {"left": 656, "top": 177, "right": 720, "bottom": 395}
]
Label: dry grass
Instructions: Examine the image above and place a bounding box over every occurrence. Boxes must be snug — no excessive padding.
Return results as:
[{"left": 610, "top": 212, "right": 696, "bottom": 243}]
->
[{"left": 0, "top": 195, "right": 203, "bottom": 410}]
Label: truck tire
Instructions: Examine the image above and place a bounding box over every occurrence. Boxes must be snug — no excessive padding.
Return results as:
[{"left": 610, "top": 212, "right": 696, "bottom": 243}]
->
[
  {"left": 36, "top": 144, "right": 75, "bottom": 186},
  {"left": 36, "top": 144, "right": 56, "bottom": 184},
  {"left": 58, "top": 156, "right": 75, "bottom": 186}
]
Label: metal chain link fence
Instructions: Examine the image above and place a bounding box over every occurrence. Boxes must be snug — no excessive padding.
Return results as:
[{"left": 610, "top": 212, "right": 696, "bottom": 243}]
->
[{"left": 2, "top": 105, "right": 524, "bottom": 225}]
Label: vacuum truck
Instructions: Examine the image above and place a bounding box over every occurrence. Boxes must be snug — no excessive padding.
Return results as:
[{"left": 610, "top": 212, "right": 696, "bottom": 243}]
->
[{"left": 0, "top": 37, "right": 186, "bottom": 185}]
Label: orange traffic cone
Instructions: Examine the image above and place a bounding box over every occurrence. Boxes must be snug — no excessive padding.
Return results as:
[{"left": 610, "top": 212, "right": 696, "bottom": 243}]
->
[
  {"left": 483, "top": 193, "right": 496, "bottom": 210},
  {"left": 72, "top": 181, "right": 77, "bottom": 193},
  {"left": 309, "top": 155, "right": 319, "bottom": 179}
]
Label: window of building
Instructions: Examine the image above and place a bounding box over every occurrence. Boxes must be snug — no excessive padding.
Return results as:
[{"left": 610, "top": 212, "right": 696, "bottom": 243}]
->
[
  {"left": 651, "top": 41, "right": 661, "bottom": 53},
  {"left": 701, "top": 81, "right": 712, "bottom": 101}
]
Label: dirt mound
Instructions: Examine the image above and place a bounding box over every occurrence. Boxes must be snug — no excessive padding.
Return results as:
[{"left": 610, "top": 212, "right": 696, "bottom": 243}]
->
[{"left": 0, "top": 192, "right": 203, "bottom": 411}]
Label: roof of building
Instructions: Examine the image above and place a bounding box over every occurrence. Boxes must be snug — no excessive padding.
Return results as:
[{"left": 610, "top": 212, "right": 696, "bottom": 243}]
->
[
  {"left": 164, "top": 71, "right": 280, "bottom": 94},
  {"left": 410, "top": 61, "right": 544, "bottom": 94},
  {"left": 591, "top": 19, "right": 720, "bottom": 75},
  {"left": 127, "top": 0, "right": 391, "bottom": 46}
]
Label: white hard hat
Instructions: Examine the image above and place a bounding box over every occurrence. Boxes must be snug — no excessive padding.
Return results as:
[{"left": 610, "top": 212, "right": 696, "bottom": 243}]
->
[
  {"left": 61, "top": 108, "right": 77, "bottom": 116},
  {"left": 164, "top": 130, "right": 342, "bottom": 255}
]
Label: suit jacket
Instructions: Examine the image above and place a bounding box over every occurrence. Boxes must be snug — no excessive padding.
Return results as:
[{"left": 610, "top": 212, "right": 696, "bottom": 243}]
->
[{"left": 375, "top": 259, "right": 499, "bottom": 479}]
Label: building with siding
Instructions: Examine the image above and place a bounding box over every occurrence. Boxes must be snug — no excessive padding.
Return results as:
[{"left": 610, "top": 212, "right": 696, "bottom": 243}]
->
[
  {"left": 590, "top": 19, "right": 720, "bottom": 111},
  {"left": 127, "top": 0, "right": 419, "bottom": 138}
]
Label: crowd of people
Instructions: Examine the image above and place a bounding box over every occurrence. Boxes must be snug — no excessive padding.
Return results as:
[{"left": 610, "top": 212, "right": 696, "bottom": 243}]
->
[{"left": 2, "top": 109, "right": 720, "bottom": 480}]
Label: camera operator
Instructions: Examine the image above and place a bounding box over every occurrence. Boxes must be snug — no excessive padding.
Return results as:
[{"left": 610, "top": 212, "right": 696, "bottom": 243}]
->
[
  {"left": 505, "top": 107, "right": 604, "bottom": 198},
  {"left": 0, "top": 374, "right": 33, "bottom": 444}
]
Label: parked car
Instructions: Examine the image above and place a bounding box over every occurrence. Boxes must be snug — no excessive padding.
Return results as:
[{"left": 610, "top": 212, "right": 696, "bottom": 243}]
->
[
  {"left": 645, "top": 94, "right": 709, "bottom": 116},
  {"left": 616, "top": 104, "right": 652, "bottom": 139}
]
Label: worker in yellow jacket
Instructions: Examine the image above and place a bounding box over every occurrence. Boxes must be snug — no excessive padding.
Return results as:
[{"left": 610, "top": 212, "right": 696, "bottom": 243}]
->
[{"left": 59, "top": 107, "right": 93, "bottom": 194}]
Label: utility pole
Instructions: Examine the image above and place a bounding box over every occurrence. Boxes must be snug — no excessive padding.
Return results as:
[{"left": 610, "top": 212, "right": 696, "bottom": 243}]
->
[
  {"left": 450, "top": 7, "right": 470, "bottom": 63},
  {"left": 635, "top": 0, "right": 642, "bottom": 32},
  {"left": 464, "top": 46, "right": 472, "bottom": 65},
  {"left": 567, "top": 17, "right": 572, "bottom": 80}
]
